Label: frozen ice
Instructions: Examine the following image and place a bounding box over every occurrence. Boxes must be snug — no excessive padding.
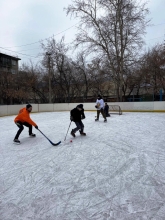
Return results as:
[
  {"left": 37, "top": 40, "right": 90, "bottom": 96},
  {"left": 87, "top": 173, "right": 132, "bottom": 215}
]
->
[{"left": 0, "top": 111, "right": 165, "bottom": 219}]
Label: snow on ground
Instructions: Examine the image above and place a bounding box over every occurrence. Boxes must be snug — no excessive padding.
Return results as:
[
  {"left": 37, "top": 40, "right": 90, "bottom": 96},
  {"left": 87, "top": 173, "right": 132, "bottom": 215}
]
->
[{"left": 0, "top": 111, "right": 165, "bottom": 220}]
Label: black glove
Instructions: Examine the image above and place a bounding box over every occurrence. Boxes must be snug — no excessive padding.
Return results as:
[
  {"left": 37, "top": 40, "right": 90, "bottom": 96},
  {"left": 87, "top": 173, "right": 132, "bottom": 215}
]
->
[
  {"left": 95, "top": 105, "right": 98, "bottom": 109},
  {"left": 35, "top": 125, "right": 38, "bottom": 129},
  {"left": 70, "top": 116, "right": 74, "bottom": 121},
  {"left": 81, "top": 116, "right": 85, "bottom": 120}
]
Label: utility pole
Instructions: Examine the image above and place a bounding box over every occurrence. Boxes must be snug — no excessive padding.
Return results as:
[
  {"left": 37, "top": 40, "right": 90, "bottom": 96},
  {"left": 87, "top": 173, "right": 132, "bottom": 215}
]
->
[{"left": 46, "top": 52, "right": 52, "bottom": 103}]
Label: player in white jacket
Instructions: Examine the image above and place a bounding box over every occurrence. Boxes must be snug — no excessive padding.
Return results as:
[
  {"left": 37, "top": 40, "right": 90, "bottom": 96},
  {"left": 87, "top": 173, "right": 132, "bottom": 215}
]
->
[{"left": 95, "top": 95, "right": 107, "bottom": 122}]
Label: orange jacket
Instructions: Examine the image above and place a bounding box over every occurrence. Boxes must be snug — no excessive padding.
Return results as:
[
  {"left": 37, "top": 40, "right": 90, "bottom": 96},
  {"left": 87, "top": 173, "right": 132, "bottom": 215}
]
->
[{"left": 14, "top": 107, "right": 37, "bottom": 127}]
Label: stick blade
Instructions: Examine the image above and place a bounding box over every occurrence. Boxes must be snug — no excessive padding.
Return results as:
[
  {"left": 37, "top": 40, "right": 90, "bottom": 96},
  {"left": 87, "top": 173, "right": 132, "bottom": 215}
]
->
[{"left": 51, "top": 141, "right": 61, "bottom": 146}]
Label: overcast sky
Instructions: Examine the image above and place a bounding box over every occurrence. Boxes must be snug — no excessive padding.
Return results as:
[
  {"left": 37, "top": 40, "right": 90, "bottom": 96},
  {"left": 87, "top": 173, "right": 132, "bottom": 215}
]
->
[{"left": 0, "top": 0, "right": 165, "bottom": 66}]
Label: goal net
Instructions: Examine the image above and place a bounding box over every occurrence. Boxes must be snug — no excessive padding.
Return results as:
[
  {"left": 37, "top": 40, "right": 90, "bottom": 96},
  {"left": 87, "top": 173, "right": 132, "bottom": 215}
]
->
[{"left": 108, "top": 105, "right": 122, "bottom": 115}]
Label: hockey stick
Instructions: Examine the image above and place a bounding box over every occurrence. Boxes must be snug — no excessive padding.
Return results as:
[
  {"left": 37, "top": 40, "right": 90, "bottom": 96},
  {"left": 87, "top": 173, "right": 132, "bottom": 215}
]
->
[
  {"left": 38, "top": 129, "right": 61, "bottom": 146},
  {"left": 64, "top": 121, "right": 72, "bottom": 141}
]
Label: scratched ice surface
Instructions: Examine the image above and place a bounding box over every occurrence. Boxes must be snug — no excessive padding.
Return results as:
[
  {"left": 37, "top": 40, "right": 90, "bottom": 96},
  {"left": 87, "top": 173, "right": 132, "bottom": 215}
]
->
[{"left": 0, "top": 111, "right": 165, "bottom": 220}]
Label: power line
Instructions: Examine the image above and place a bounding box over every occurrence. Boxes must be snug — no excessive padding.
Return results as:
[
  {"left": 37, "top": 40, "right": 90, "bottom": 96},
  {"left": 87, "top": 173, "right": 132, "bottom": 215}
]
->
[
  {"left": 0, "top": 22, "right": 79, "bottom": 58},
  {"left": 0, "top": 47, "right": 38, "bottom": 58},
  {"left": 2, "top": 21, "right": 165, "bottom": 49},
  {"left": 152, "top": 22, "right": 165, "bottom": 26},
  {"left": 2, "top": 23, "right": 79, "bottom": 49},
  {"left": 1, "top": 34, "right": 164, "bottom": 59},
  {"left": 1, "top": 21, "right": 164, "bottom": 58},
  {"left": 15, "top": 47, "right": 41, "bottom": 52},
  {"left": 0, "top": 36, "right": 73, "bottom": 58}
]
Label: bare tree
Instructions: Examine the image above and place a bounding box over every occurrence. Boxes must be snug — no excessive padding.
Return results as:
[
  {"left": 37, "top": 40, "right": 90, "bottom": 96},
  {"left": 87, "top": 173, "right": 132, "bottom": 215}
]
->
[
  {"left": 41, "top": 37, "right": 81, "bottom": 102},
  {"left": 140, "top": 44, "right": 165, "bottom": 99},
  {"left": 73, "top": 51, "right": 94, "bottom": 101},
  {"left": 87, "top": 58, "right": 112, "bottom": 98},
  {"left": 0, "top": 70, "right": 18, "bottom": 104},
  {"left": 65, "top": 0, "right": 150, "bottom": 101}
]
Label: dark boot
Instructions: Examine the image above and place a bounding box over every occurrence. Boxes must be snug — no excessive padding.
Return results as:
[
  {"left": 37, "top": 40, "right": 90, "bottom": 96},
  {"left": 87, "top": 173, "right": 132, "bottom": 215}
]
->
[
  {"left": 71, "top": 130, "right": 76, "bottom": 137},
  {"left": 80, "top": 131, "right": 86, "bottom": 136},
  {"left": 29, "top": 133, "right": 36, "bottom": 137},
  {"left": 95, "top": 118, "right": 99, "bottom": 121},
  {"left": 13, "top": 139, "right": 21, "bottom": 144},
  {"left": 104, "top": 119, "right": 107, "bottom": 122}
]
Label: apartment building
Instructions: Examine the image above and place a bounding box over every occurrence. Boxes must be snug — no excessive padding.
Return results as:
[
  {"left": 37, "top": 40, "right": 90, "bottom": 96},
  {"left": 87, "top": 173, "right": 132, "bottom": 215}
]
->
[{"left": 0, "top": 52, "right": 21, "bottom": 74}]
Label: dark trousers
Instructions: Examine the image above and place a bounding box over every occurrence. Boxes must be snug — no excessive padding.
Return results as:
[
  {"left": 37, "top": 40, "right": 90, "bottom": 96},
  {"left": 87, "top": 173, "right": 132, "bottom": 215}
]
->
[
  {"left": 96, "top": 108, "right": 106, "bottom": 119},
  {"left": 104, "top": 110, "right": 110, "bottom": 117},
  {"left": 72, "top": 121, "right": 84, "bottom": 133},
  {"left": 14, "top": 121, "right": 32, "bottom": 139}
]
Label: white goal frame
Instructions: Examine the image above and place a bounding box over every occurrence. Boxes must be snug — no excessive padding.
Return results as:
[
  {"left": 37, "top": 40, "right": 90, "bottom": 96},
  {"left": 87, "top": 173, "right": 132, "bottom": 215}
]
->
[{"left": 108, "top": 105, "right": 122, "bottom": 115}]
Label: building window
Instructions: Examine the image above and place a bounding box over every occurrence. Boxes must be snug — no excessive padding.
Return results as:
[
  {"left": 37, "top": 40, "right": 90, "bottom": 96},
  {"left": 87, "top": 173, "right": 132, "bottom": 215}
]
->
[
  {"left": 12, "top": 60, "right": 17, "bottom": 66},
  {"left": 11, "top": 69, "right": 17, "bottom": 74},
  {"left": 3, "top": 57, "right": 11, "bottom": 66}
]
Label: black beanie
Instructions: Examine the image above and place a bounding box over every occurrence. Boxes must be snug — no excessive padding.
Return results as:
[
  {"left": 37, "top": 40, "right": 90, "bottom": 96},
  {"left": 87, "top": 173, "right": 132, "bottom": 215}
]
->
[
  {"left": 77, "top": 104, "right": 83, "bottom": 109},
  {"left": 26, "top": 104, "right": 32, "bottom": 109}
]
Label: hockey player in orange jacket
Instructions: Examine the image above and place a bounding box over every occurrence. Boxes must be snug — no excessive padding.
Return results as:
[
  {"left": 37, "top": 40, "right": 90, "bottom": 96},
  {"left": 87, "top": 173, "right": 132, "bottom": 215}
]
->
[{"left": 13, "top": 104, "right": 38, "bottom": 144}]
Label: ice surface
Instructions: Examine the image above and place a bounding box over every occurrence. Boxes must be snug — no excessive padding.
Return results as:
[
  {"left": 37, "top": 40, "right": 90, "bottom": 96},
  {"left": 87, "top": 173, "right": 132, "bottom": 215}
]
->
[{"left": 0, "top": 111, "right": 165, "bottom": 220}]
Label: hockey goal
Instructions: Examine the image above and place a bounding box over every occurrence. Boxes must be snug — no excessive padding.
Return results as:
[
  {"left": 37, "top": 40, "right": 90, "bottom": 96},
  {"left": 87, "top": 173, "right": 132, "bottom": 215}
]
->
[{"left": 108, "top": 105, "right": 122, "bottom": 115}]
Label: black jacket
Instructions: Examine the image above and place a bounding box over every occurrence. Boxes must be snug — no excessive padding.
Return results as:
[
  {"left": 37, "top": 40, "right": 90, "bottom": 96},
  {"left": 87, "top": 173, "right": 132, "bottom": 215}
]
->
[{"left": 70, "top": 107, "right": 85, "bottom": 122}]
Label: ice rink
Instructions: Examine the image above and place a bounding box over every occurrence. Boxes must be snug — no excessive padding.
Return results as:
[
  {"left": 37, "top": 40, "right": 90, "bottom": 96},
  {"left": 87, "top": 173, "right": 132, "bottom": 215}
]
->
[{"left": 1, "top": 111, "right": 165, "bottom": 220}]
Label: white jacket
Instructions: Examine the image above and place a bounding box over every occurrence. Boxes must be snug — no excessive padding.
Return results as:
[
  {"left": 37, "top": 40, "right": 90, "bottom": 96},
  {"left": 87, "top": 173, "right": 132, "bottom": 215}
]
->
[{"left": 96, "top": 99, "right": 104, "bottom": 110}]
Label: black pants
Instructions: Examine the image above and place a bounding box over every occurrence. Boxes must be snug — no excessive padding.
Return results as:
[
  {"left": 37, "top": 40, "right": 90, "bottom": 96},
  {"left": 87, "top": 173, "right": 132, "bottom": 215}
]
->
[
  {"left": 72, "top": 121, "right": 84, "bottom": 133},
  {"left": 104, "top": 110, "right": 110, "bottom": 117},
  {"left": 14, "top": 121, "right": 32, "bottom": 139},
  {"left": 96, "top": 108, "right": 106, "bottom": 120}
]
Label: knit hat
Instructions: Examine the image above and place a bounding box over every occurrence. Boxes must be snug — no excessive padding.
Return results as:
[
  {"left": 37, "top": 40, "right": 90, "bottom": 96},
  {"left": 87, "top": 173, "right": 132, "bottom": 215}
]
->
[
  {"left": 98, "top": 94, "right": 101, "bottom": 98},
  {"left": 77, "top": 104, "right": 83, "bottom": 109},
  {"left": 26, "top": 104, "right": 32, "bottom": 109}
]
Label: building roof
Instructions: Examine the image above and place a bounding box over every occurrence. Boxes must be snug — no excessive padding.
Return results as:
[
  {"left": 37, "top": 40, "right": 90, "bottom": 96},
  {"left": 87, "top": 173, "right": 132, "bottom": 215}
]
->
[{"left": 0, "top": 52, "right": 21, "bottom": 61}]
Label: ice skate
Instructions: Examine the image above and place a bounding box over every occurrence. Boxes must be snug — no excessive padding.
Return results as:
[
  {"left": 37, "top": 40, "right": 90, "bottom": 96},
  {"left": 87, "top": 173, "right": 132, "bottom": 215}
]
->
[
  {"left": 29, "top": 133, "right": 36, "bottom": 137},
  {"left": 80, "top": 131, "right": 86, "bottom": 136},
  {"left": 13, "top": 139, "right": 20, "bottom": 144},
  {"left": 71, "top": 130, "right": 76, "bottom": 137}
]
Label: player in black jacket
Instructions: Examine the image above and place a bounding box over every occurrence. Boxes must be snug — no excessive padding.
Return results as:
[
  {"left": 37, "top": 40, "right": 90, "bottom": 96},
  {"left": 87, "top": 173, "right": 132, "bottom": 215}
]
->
[
  {"left": 70, "top": 104, "right": 86, "bottom": 137},
  {"left": 104, "top": 103, "right": 110, "bottom": 117}
]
